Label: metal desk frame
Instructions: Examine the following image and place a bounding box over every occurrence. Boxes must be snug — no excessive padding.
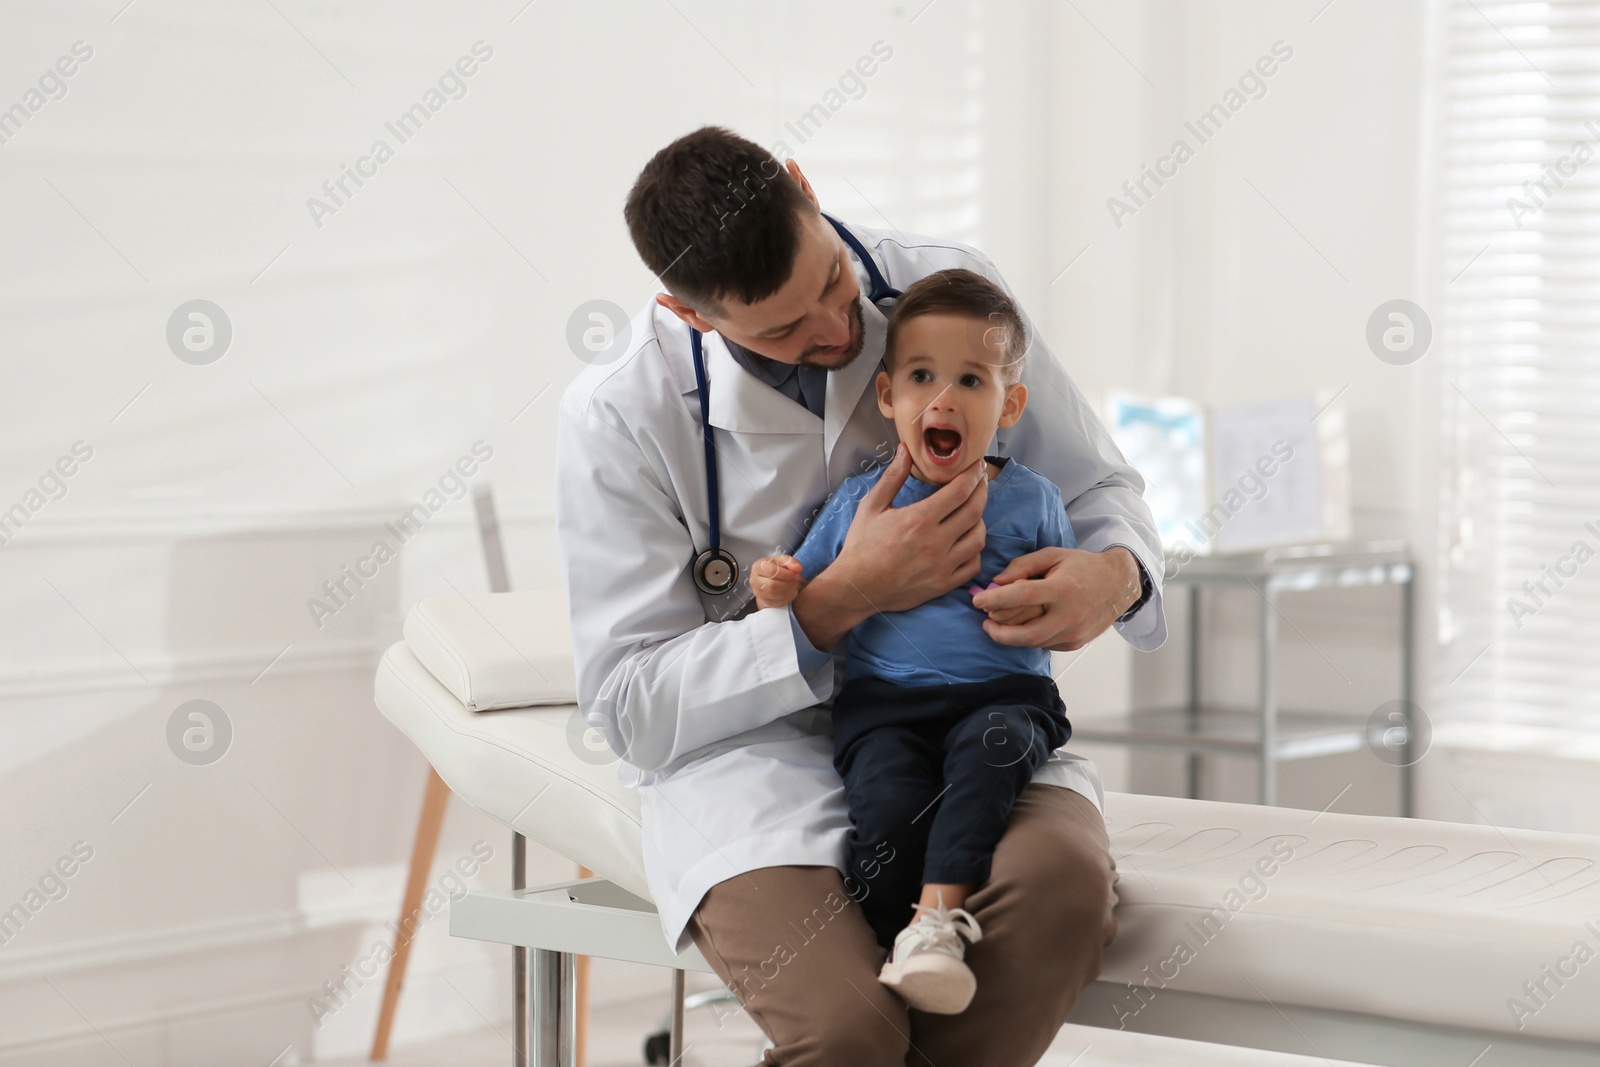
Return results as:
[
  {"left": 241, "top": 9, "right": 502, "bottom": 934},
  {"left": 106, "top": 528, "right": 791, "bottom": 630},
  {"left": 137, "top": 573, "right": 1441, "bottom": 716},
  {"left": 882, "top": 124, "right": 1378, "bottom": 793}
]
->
[
  {"left": 1074, "top": 541, "right": 1417, "bottom": 813},
  {"left": 459, "top": 874, "right": 714, "bottom": 1067}
]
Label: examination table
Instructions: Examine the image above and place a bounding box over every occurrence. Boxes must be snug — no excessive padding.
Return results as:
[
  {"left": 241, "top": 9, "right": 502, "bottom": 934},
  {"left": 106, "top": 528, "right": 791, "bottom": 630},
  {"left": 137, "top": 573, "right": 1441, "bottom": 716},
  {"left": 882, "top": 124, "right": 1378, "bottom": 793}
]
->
[{"left": 374, "top": 591, "right": 1600, "bottom": 1066}]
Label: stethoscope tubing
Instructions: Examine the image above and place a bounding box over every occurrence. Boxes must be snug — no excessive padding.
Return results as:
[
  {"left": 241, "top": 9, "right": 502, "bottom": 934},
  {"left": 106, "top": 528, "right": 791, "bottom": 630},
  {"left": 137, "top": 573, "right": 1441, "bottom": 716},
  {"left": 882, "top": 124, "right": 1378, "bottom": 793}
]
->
[{"left": 688, "top": 213, "right": 901, "bottom": 596}]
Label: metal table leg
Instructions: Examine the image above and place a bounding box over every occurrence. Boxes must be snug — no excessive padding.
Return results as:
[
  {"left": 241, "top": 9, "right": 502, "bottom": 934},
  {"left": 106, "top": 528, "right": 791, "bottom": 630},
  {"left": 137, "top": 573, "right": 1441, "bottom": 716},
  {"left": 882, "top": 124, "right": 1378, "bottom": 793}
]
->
[
  {"left": 1186, "top": 584, "right": 1201, "bottom": 800},
  {"left": 670, "top": 969, "right": 686, "bottom": 1064},
  {"left": 515, "top": 831, "right": 577, "bottom": 1066},
  {"left": 1258, "top": 584, "right": 1279, "bottom": 806},
  {"left": 530, "top": 949, "right": 577, "bottom": 1066},
  {"left": 514, "top": 832, "right": 529, "bottom": 1067},
  {"left": 1400, "top": 571, "right": 1416, "bottom": 818}
]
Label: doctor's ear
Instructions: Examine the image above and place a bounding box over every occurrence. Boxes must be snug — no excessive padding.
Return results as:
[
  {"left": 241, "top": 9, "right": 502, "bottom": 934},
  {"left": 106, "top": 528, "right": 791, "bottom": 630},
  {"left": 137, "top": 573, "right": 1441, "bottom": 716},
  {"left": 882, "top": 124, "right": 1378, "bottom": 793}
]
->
[
  {"left": 656, "top": 292, "right": 717, "bottom": 334},
  {"left": 784, "top": 160, "right": 820, "bottom": 210},
  {"left": 875, "top": 369, "right": 895, "bottom": 418}
]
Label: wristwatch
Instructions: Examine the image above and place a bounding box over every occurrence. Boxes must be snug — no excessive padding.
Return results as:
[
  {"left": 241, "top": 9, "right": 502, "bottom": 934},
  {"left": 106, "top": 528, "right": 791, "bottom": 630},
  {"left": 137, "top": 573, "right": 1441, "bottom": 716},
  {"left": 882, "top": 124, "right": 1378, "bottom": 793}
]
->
[{"left": 1115, "top": 552, "right": 1154, "bottom": 623}]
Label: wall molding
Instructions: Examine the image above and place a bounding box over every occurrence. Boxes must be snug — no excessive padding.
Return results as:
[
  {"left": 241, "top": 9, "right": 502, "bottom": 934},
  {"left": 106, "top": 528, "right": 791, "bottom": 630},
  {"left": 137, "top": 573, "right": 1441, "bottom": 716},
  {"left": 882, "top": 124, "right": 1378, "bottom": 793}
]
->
[
  {"left": 0, "top": 503, "right": 556, "bottom": 548},
  {"left": 0, "top": 637, "right": 382, "bottom": 700},
  {"left": 0, "top": 906, "right": 319, "bottom": 986},
  {"left": 0, "top": 980, "right": 319, "bottom": 1059},
  {"left": 0, "top": 893, "right": 386, "bottom": 1056}
]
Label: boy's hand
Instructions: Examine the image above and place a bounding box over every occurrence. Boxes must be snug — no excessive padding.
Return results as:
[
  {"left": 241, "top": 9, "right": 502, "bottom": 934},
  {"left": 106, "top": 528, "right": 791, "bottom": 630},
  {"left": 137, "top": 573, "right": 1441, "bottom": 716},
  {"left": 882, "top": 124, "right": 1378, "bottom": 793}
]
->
[
  {"left": 986, "top": 602, "right": 1047, "bottom": 626},
  {"left": 968, "top": 581, "right": 1046, "bottom": 627},
  {"left": 751, "top": 554, "right": 805, "bottom": 609}
]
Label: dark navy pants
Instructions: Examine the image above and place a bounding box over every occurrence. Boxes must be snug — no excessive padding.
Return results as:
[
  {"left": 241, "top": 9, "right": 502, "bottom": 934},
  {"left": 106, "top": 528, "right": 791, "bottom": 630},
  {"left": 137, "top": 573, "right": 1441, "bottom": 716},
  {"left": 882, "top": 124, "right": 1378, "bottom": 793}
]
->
[{"left": 831, "top": 673, "right": 1071, "bottom": 951}]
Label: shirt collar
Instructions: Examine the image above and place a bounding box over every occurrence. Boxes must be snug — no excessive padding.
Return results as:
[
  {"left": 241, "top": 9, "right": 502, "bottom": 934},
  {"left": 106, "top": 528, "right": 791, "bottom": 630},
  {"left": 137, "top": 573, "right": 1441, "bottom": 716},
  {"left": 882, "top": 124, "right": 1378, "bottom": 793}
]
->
[
  {"left": 724, "top": 339, "right": 798, "bottom": 388},
  {"left": 898, "top": 455, "right": 1014, "bottom": 501}
]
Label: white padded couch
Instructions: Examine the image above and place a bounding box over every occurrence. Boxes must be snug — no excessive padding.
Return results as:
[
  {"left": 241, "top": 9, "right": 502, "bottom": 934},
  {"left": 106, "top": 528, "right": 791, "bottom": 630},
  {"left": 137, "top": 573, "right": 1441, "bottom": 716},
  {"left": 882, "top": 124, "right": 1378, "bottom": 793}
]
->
[{"left": 375, "top": 592, "right": 1600, "bottom": 1066}]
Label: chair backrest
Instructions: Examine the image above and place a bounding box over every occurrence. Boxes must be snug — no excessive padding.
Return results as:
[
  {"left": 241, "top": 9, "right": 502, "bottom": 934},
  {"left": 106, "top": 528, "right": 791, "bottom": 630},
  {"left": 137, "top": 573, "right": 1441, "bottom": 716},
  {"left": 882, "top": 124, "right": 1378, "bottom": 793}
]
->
[{"left": 472, "top": 483, "right": 513, "bottom": 595}]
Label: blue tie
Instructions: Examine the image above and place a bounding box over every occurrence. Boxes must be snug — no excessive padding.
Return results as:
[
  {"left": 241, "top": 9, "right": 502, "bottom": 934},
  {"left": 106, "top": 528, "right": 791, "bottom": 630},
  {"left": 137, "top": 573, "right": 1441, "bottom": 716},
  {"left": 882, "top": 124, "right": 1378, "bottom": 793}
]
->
[
  {"left": 797, "top": 366, "right": 827, "bottom": 417},
  {"left": 772, "top": 362, "right": 827, "bottom": 418}
]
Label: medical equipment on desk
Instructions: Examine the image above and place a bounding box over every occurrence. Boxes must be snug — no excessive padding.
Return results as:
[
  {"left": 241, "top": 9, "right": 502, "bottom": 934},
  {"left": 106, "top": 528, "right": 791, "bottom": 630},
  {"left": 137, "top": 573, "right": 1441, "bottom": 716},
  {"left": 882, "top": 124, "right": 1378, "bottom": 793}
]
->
[{"left": 687, "top": 212, "right": 902, "bottom": 596}]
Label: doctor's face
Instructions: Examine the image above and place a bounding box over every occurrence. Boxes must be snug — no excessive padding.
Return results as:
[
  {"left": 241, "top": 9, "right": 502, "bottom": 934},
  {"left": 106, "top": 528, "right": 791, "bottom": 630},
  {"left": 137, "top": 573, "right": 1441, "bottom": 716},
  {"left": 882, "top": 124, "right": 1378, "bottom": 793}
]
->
[
  {"left": 702, "top": 209, "right": 867, "bottom": 369},
  {"left": 875, "top": 312, "right": 1027, "bottom": 486}
]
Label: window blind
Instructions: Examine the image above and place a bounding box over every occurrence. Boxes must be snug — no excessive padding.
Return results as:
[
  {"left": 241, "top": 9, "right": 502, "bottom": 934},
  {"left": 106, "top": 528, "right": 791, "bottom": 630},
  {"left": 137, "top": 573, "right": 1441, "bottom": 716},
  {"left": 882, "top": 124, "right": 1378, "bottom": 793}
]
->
[{"left": 1439, "top": 0, "right": 1600, "bottom": 729}]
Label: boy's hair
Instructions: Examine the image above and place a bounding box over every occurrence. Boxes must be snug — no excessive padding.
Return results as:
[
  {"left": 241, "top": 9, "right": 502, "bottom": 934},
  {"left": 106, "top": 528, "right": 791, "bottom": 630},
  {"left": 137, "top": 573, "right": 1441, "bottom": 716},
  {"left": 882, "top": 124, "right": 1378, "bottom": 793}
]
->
[
  {"left": 624, "top": 126, "right": 815, "bottom": 315},
  {"left": 884, "top": 268, "right": 1028, "bottom": 384}
]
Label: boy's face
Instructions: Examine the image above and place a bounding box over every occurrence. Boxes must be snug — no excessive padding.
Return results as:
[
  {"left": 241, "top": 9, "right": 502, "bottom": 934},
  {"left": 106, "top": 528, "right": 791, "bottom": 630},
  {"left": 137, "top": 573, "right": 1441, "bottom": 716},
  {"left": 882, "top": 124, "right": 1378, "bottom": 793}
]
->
[{"left": 875, "top": 312, "right": 1028, "bottom": 485}]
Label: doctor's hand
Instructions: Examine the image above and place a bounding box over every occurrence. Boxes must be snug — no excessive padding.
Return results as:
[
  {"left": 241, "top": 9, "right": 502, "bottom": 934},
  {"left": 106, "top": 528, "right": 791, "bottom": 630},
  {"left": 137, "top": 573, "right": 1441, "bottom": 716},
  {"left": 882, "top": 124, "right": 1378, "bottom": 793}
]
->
[
  {"left": 971, "top": 545, "right": 1143, "bottom": 652},
  {"left": 792, "top": 444, "right": 988, "bottom": 651},
  {"left": 750, "top": 554, "right": 804, "bottom": 609},
  {"left": 969, "top": 582, "right": 1047, "bottom": 627},
  {"left": 840, "top": 444, "right": 989, "bottom": 611}
]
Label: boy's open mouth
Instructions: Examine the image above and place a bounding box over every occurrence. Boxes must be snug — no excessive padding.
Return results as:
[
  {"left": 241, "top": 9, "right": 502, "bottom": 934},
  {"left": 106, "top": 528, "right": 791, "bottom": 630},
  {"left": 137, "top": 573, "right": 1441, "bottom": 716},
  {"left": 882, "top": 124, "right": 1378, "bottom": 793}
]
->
[{"left": 923, "top": 426, "right": 963, "bottom": 464}]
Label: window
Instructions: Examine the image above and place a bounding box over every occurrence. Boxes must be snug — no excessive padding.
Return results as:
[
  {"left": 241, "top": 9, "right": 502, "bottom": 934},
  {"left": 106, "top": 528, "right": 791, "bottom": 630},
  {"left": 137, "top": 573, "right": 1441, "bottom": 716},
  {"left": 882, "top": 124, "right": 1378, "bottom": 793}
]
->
[{"left": 1438, "top": 0, "right": 1600, "bottom": 730}]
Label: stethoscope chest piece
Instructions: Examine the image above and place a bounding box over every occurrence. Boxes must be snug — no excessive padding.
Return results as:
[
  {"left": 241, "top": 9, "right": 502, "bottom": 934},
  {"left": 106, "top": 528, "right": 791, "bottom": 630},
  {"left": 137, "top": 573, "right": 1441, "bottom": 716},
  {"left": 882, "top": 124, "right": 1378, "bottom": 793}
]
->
[{"left": 692, "top": 547, "right": 740, "bottom": 596}]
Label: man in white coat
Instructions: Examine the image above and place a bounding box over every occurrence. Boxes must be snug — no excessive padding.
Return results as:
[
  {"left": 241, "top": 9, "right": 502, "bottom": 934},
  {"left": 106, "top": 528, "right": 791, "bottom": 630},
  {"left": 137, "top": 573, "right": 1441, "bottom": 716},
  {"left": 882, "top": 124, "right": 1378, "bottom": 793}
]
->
[{"left": 556, "top": 126, "right": 1165, "bottom": 1065}]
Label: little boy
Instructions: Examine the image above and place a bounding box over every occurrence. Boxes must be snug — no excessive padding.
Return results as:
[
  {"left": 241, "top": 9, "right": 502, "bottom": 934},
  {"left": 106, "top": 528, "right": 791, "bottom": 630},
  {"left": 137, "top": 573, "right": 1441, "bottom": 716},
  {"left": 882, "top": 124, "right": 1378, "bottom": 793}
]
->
[{"left": 749, "top": 268, "right": 1075, "bottom": 1015}]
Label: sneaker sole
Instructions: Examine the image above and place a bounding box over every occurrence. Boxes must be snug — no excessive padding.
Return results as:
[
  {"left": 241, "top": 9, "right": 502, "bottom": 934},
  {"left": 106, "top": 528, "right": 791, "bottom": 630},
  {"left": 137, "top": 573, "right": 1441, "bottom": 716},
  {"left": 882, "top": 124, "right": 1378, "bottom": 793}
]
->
[{"left": 879, "top": 956, "right": 976, "bottom": 1014}]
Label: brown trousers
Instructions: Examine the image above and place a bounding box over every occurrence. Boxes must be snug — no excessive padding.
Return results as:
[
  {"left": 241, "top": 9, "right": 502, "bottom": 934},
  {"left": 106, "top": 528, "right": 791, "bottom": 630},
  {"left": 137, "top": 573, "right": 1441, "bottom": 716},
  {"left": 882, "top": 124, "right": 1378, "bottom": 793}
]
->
[{"left": 687, "top": 784, "right": 1118, "bottom": 1067}]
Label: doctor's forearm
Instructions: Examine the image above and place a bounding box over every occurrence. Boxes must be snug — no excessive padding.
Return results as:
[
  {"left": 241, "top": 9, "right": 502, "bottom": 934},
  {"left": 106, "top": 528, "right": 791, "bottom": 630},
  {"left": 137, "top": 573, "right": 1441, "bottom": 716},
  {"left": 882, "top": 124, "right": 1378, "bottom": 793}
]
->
[{"left": 791, "top": 567, "right": 874, "bottom": 651}]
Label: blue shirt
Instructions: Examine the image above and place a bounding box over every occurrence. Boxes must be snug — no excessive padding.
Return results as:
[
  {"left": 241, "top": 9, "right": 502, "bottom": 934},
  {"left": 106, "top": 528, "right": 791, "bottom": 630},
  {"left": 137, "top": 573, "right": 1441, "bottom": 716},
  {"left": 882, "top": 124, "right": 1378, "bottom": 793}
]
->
[{"left": 792, "top": 458, "right": 1076, "bottom": 687}]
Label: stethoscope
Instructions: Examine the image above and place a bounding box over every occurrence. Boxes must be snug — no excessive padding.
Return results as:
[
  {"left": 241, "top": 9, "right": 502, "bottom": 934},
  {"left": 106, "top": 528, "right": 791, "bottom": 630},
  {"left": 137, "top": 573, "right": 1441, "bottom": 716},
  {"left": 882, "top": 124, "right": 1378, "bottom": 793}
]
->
[{"left": 689, "top": 213, "right": 903, "bottom": 596}]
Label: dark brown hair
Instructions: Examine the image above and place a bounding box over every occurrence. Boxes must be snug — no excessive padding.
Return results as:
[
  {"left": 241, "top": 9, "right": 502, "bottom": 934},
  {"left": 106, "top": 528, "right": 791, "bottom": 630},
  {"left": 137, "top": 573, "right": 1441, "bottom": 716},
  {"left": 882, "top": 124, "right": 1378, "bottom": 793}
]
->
[
  {"left": 885, "top": 268, "right": 1028, "bottom": 383},
  {"left": 624, "top": 126, "right": 815, "bottom": 313}
]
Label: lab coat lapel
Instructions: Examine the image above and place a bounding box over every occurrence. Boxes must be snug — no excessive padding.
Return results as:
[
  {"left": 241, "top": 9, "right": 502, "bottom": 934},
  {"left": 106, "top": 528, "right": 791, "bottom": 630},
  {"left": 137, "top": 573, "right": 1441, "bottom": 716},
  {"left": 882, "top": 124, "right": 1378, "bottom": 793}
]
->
[{"left": 704, "top": 331, "right": 821, "bottom": 435}]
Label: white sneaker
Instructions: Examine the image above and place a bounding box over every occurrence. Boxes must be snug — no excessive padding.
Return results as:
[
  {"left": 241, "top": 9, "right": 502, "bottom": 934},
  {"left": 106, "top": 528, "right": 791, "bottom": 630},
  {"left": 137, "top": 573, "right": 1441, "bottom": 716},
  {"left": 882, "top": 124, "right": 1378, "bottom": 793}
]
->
[{"left": 877, "top": 895, "right": 984, "bottom": 1014}]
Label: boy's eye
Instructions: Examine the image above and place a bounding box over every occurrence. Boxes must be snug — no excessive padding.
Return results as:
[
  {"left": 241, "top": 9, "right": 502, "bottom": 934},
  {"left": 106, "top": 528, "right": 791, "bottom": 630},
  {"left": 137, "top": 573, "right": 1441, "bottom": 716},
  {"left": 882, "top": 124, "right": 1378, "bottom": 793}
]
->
[
  {"left": 960, "top": 373, "right": 983, "bottom": 387},
  {"left": 910, "top": 369, "right": 932, "bottom": 383}
]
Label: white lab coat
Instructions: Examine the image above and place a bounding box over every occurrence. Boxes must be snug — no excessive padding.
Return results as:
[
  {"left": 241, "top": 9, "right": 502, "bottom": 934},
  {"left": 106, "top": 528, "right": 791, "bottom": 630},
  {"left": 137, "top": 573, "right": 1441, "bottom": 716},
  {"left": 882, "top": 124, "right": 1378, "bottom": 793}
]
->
[{"left": 556, "top": 219, "right": 1166, "bottom": 952}]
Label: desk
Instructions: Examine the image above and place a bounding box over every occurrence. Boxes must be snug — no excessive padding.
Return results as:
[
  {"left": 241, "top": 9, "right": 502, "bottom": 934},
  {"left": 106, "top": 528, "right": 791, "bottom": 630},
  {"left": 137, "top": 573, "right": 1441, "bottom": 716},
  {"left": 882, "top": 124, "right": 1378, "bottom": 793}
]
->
[{"left": 1074, "top": 541, "right": 1417, "bottom": 813}]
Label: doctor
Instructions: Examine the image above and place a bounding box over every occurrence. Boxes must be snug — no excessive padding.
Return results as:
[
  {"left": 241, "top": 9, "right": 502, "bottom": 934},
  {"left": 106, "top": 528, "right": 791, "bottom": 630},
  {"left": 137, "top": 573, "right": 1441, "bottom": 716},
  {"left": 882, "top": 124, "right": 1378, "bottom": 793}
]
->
[{"left": 557, "top": 127, "right": 1165, "bottom": 1066}]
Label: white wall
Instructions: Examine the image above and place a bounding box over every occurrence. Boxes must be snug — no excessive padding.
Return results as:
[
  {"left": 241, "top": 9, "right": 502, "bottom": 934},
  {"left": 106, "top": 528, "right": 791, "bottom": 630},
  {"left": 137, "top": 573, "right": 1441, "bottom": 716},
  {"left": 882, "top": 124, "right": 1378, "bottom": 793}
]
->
[{"left": 1046, "top": 1, "right": 1446, "bottom": 818}]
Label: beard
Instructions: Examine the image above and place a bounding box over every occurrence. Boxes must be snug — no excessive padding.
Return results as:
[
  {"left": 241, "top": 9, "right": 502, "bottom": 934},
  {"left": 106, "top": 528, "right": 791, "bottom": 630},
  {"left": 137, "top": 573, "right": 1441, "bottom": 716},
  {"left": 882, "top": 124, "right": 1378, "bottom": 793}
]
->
[{"left": 796, "top": 295, "right": 867, "bottom": 371}]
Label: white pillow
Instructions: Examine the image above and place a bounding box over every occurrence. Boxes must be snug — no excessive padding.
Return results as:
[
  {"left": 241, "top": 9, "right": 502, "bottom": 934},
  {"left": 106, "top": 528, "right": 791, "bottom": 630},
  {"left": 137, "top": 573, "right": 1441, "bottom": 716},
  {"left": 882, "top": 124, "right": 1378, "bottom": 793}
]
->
[{"left": 402, "top": 589, "right": 576, "bottom": 711}]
